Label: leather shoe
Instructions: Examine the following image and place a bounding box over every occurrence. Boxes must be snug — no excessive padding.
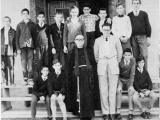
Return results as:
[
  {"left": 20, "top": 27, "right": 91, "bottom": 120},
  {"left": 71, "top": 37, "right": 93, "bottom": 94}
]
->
[
  {"left": 128, "top": 114, "right": 133, "bottom": 120},
  {"left": 103, "top": 114, "right": 110, "bottom": 120}
]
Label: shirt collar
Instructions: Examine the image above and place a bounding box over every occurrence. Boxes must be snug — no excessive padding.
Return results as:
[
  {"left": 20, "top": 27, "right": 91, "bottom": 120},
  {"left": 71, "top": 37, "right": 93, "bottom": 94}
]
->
[
  {"left": 134, "top": 9, "right": 140, "bottom": 15},
  {"left": 4, "top": 27, "right": 11, "bottom": 31},
  {"left": 137, "top": 67, "right": 143, "bottom": 73},
  {"left": 124, "top": 59, "right": 130, "bottom": 65},
  {"left": 41, "top": 75, "right": 48, "bottom": 81},
  {"left": 38, "top": 22, "right": 45, "bottom": 27}
]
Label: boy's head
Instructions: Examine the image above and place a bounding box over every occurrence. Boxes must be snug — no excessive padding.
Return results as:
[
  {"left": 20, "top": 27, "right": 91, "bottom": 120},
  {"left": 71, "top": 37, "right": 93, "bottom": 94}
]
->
[
  {"left": 98, "top": 8, "right": 107, "bottom": 20},
  {"left": 41, "top": 66, "right": 49, "bottom": 77},
  {"left": 136, "top": 55, "right": 145, "bottom": 69},
  {"left": 37, "top": 11, "right": 45, "bottom": 23},
  {"left": 83, "top": 3, "right": 91, "bottom": 15},
  {"left": 75, "top": 34, "right": 85, "bottom": 48},
  {"left": 3, "top": 16, "right": 11, "bottom": 27},
  {"left": 54, "top": 12, "right": 63, "bottom": 23},
  {"left": 70, "top": 6, "right": 79, "bottom": 18},
  {"left": 102, "top": 23, "right": 111, "bottom": 37},
  {"left": 123, "top": 48, "right": 132, "bottom": 61},
  {"left": 132, "top": 0, "right": 141, "bottom": 11},
  {"left": 116, "top": 2, "right": 125, "bottom": 15},
  {"left": 52, "top": 59, "right": 62, "bottom": 71},
  {"left": 21, "top": 8, "right": 30, "bottom": 20}
]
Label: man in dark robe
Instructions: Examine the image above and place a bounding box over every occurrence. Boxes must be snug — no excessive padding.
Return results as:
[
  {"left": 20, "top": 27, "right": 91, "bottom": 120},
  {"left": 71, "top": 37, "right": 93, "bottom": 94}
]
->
[{"left": 68, "top": 34, "right": 94, "bottom": 120}]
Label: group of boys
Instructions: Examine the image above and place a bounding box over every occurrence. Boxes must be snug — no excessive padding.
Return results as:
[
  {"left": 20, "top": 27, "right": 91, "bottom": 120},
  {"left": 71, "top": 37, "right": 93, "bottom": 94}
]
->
[{"left": 1, "top": 0, "right": 158, "bottom": 120}]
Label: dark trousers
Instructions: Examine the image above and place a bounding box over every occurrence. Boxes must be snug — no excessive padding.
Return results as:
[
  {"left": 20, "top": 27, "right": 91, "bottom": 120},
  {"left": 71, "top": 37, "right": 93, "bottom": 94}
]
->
[
  {"left": 37, "top": 46, "right": 49, "bottom": 74},
  {"left": 1, "top": 45, "right": 14, "bottom": 85},
  {"left": 86, "top": 32, "right": 95, "bottom": 49},
  {"left": 80, "top": 117, "right": 91, "bottom": 120},
  {"left": 121, "top": 38, "right": 131, "bottom": 50},
  {"left": 131, "top": 35, "right": 148, "bottom": 69},
  {"left": 20, "top": 47, "right": 34, "bottom": 80},
  {"left": 31, "top": 94, "right": 52, "bottom": 118}
]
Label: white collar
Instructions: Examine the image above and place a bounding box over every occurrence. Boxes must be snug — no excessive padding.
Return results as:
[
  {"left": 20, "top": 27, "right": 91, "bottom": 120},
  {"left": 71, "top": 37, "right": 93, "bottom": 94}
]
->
[
  {"left": 41, "top": 75, "right": 48, "bottom": 81},
  {"left": 137, "top": 67, "right": 143, "bottom": 73},
  {"left": 38, "top": 22, "right": 44, "bottom": 27},
  {"left": 134, "top": 9, "right": 140, "bottom": 15},
  {"left": 124, "top": 59, "right": 130, "bottom": 65},
  {"left": 100, "top": 19, "right": 105, "bottom": 23},
  {"left": 4, "top": 27, "right": 10, "bottom": 31},
  {"left": 55, "top": 70, "right": 61, "bottom": 75}
]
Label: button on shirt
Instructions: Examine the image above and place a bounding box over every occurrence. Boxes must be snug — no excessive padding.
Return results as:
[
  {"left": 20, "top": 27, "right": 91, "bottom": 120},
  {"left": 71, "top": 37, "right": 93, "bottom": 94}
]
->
[
  {"left": 4, "top": 27, "right": 10, "bottom": 45},
  {"left": 79, "top": 14, "right": 99, "bottom": 32}
]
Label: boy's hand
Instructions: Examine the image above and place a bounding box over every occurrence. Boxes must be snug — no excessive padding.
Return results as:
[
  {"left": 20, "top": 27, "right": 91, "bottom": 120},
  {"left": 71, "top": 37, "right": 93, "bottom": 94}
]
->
[
  {"left": 52, "top": 48, "right": 56, "bottom": 54},
  {"left": 117, "top": 86, "right": 122, "bottom": 93},
  {"left": 40, "top": 96, "right": 45, "bottom": 101},
  {"left": 34, "top": 50, "right": 36, "bottom": 54},
  {"left": 147, "top": 37, "right": 151, "bottom": 47},
  {"left": 17, "top": 50, "right": 21, "bottom": 54},
  {"left": 139, "top": 92, "right": 145, "bottom": 99},
  {"left": 63, "top": 46, "right": 68, "bottom": 53},
  {"left": 128, "top": 86, "right": 135, "bottom": 96},
  {"left": 107, "top": 18, "right": 112, "bottom": 24},
  {"left": 120, "top": 37, "right": 127, "bottom": 43},
  {"left": 144, "top": 90, "right": 150, "bottom": 97}
]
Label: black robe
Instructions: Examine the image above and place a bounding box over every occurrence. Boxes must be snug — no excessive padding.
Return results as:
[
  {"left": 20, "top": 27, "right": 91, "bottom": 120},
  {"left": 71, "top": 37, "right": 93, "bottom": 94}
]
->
[{"left": 68, "top": 47, "right": 94, "bottom": 118}]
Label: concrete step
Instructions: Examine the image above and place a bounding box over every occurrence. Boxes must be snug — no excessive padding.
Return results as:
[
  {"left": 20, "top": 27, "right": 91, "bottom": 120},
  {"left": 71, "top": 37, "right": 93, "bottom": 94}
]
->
[{"left": 1, "top": 108, "right": 159, "bottom": 118}]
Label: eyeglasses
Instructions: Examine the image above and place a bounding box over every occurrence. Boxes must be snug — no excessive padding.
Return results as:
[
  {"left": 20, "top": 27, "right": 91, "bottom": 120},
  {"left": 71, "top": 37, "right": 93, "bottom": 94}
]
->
[{"left": 75, "top": 39, "right": 84, "bottom": 41}]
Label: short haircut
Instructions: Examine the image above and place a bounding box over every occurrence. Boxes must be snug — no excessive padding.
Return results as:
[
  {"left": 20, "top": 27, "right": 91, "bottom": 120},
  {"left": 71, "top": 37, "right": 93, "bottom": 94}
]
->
[
  {"left": 136, "top": 55, "right": 145, "bottom": 63},
  {"left": 41, "top": 65, "right": 49, "bottom": 70},
  {"left": 52, "top": 59, "right": 61, "bottom": 65},
  {"left": 123, "top": 48, "right": 132, "bottom": 54},
  {"left": 3, "top": 16, "right": 11, "bottom": 22},
  {"left": 21, "top": 8, "right": 29, "bottom": 14},
  {"left": 54, "top": 12, "right": 64, "bottom": 17},
  {"left": 70, "top": 6, "right": 79, "bottom": 12},
  {"left": 99, "top": 8, "right": 107, "bottom": 12},
  {"left": 83, "top": 3, "right": 91, "bottom": 9},
  {"left": 102, "top": 23, "right": 111, "bottom": 29},
  {"left": 132, "top": 0, "right": 141, "bottom": 4},
  {"left": 38, "top": 11, "right": 45, "bottom": 16},
  {"left": 116, "top": 2, "right": 124, "bottom": 8}
]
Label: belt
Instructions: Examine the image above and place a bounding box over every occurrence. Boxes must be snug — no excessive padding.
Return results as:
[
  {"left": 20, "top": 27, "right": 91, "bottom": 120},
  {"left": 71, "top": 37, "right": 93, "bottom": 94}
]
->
[{"left": 73, "top": 65, "right": 87, "bottom": 68}]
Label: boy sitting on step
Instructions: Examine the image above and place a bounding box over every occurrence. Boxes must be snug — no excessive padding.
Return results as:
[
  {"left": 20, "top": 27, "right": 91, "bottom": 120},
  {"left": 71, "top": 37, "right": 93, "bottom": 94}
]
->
[
  {"left": 31, "top": 66, "right": 52, "bottom": 120},
  {"left": 48, "top": 59, "right": 67, "bottom": 120},
  {"left": 116, "top": 48, "right": 135, "bottom": 120},
  {"left": 133, "top": 55, "right": 158, "bottom": 119}
]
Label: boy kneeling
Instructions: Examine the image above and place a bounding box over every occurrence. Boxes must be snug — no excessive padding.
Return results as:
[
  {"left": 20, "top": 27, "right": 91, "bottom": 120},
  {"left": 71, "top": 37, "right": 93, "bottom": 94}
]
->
[
  {"left": 48, "top": 59, "right": 67, "bottom": 120},
  {"left": 133, "top": 56, "right": 158, "bottom": 119},
  {"left": 116, "top": 48, "right": 135, "bottom": 120},
  {"left": 31, "top": 66, "right": 52, "bottom": 120}
]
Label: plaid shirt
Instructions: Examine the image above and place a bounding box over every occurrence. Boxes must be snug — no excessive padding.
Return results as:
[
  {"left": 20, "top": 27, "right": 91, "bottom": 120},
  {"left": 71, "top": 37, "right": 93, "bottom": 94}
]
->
[{"left": 79, "top": 14, "right": 99, "bottom": 32}]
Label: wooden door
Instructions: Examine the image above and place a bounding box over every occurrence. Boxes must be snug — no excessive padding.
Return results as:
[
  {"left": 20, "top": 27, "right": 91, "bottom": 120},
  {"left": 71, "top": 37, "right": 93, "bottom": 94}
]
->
[{"left": 48, "top": 1, "right": 78, "bottom": 25}]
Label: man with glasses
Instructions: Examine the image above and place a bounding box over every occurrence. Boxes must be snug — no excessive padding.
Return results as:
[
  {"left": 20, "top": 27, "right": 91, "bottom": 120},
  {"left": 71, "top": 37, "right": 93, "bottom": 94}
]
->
[
  {"left": 128, "top": 0, "right": 151, "bottom": 69},
  {"left": 94, "top": 23, "right": 122, "bottom": 120}
]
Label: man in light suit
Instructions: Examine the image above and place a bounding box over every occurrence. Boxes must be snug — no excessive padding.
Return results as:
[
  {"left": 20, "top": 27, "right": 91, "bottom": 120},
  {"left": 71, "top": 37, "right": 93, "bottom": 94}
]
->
[{"left": 94, "top": 23, "right": 122, "bottom": 120}]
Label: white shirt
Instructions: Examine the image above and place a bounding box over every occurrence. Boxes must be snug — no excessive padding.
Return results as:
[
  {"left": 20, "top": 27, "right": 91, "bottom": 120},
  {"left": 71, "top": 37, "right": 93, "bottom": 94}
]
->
[
  {"left": 41, "top": 75, "right": 48, "bottom": 81},
  {"left": 99, "top": 19, "right": 105, "bottom": 33},
  {"left": 112, "top": 15, "right": 132, "bottom": 38},
  {"left": 103, "top": 37, "right": 109, "bottom": 57},
  {"left": 137, "top": 67, "right": 143, "bottom": 73},
  {"left": 134, "top": 9, "right": 140, "bottom": 16},
  {"left": 4, "top": 27, "right": 10, "bottom": 45},
  {"left": 38, "top": 22, "right": 44, "bottom": 28},
  {"left": 124, "top": 59, "right": 130, "bottom": 65}
]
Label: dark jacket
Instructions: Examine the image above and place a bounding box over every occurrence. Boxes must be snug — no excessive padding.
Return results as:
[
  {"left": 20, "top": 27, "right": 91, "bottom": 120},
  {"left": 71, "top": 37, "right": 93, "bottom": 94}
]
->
[
  {"left": 48, "top": 69, "right": 66, "bottom": 97},
  {"left": 95, "top": 18, "right": 112, "bottom": 39},
  {"left": 32, "top": 76, "right": 49, "bottom": 99},
  {"left": 48, "top": 23, "right": 64, "bottom": 52},
  {"left": 16, "top": 20, "right": 36, "bottom": 50},
  {"left": 133, "top": 67, "right": 152, "bottom": 93},
  {"left": 1, "top": 27, "right": 16, "bottom": 55}
]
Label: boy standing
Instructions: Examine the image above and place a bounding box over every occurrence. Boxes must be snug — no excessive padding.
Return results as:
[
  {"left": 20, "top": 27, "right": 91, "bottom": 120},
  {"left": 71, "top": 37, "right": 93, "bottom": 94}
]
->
[
  {"left": 48, "top": 13, "right": 64, "bottom": 68},
  {"left": 16, "top": 8, "right": 36, "bottom": 85},
  {"left": 79, "top": 3, "right": 99, "bottom": 49},
  {"left": 133, "top": 56, "right": 158, "bottom": 119},
  {"left": 116, "top": 48, "right": 135, "bottom": 120},
  {"left": 35, "top": 11, "right": 49, "bottom": 74},
  {"left": 95, "top": 8, "right": 111, "bottom": 39},
  {"left": 48, "top": 59, "right": 67, "bottom": 120},
  {"left": 112, "top": 3, "right": 132, "bottom": 50},
  {"left": 94, "top": 23, "right": 122, "bottom": 120},
  {"left": 128, "top": 0, "right": 151, "bottom": 69},
  {"left": 1, "top": 16, "right": 16, "bottom": 86},
  {"left": 31, "top": 66, "right": 52, "bottom": 120}
]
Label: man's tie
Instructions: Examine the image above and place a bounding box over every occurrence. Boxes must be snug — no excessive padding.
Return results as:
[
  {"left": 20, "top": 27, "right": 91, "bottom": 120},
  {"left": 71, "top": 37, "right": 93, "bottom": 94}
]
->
[
  {"left": 118, "top": 15, "right": 124, "bottom": 18},
  {"left": 106, "top": 38, "right": 108, "bottom": 41}
]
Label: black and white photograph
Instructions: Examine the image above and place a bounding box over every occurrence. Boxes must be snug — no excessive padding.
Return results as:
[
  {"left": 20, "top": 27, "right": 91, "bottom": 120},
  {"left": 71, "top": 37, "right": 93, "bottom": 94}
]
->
[{"left": 1, "top": 0, "right": 160, "bottom": 120}]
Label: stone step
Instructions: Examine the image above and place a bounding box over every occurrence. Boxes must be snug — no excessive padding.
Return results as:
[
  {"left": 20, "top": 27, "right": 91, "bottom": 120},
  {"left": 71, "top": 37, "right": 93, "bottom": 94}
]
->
[{"left": 1, "top": 108, "right": 159, "bottom": 118}]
